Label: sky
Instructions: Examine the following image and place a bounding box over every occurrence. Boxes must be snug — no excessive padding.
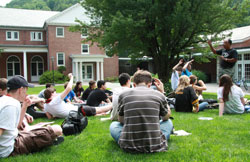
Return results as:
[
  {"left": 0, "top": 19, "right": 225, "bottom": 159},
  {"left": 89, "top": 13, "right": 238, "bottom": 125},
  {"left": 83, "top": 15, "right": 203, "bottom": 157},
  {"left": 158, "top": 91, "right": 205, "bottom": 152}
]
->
[{"left": 0, "top": 0, "right": 12, "bottom": 7}]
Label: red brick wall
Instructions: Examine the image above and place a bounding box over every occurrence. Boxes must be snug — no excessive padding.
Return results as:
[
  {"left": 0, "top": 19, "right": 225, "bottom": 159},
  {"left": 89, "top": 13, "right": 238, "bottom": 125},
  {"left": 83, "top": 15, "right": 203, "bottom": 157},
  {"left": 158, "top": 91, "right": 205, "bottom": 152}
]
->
[
  {"left": 192, "top": 59, "right": 217, "bottom": 82},
  {"left": 0, "top": 29, "right": 46, "bottom": 45},
  {"left": 104, "top": 55, "right": 119, "bottom": 78}
]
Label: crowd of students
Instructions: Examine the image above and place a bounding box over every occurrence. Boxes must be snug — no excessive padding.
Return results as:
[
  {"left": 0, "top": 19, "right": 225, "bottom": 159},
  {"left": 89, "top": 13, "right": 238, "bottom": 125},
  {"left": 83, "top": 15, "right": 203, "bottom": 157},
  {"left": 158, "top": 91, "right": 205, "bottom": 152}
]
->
[{"left": 0, "top": 38, "right": 248, "bottom": 156}]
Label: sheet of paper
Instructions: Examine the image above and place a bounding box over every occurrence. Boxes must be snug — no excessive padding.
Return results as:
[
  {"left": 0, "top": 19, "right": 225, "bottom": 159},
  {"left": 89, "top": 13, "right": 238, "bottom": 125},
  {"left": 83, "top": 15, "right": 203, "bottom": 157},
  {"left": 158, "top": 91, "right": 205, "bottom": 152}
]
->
[
  {"left": 198, "top": 117, "right": 213, "bottom": 120},
  {"left": 173, "top": 130, "right": 191, "bottom": 136}
]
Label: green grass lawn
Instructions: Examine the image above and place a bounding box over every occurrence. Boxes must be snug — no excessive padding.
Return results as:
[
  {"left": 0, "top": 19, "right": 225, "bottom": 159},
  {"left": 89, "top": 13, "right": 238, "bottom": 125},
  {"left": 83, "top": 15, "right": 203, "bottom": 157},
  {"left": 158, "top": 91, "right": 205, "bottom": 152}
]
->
[{"left": 3, "top": 93, "right": 250, "bottom": 162}]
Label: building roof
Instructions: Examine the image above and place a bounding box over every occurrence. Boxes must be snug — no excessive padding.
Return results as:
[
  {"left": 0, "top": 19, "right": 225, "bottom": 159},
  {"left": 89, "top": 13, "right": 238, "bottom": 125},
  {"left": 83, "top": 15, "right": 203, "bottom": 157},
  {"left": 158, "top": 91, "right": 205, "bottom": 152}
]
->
[
  {"left": 220, "top": 25, "right": 250, "bottom": 44},
  {"left": 0, "top": 7, "right": 59, "bottom": 28}
]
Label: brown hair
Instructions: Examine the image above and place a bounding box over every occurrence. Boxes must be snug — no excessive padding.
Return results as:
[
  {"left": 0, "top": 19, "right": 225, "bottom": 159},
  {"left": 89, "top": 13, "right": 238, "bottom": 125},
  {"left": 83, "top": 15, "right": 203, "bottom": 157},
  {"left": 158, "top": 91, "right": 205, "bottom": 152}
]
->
[
  {"left": 0, "top": 78, "right": 8, "bottom": 90},
  {"left": 219, "top": 74, "right": 233, "bottom": 102},
  {"left": 176, "top": 66, "right": 183, "bottom": 72},
  {"left": 189, "top": 75, "right": 197, "bottom": 85},
  {"left": 44, "top": 88, "right": 56, "bottom": 99},
  {"left": 133, "top": 70, "right": 152, "bottom": 85}
]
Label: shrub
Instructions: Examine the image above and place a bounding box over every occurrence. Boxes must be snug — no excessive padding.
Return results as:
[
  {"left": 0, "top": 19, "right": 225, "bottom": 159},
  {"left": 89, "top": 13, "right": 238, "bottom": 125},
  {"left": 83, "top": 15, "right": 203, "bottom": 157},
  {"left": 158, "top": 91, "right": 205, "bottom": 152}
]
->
[
  {"left": 104, "top": 76, "right": 119, "bottom": 82},
  {"left": 58, "top": 66, "right": 66, "bottom": 74},
  {"left": 164, "top": 81, "right": 172, "bottom": 93},
  {"left": 192, "top": 69, "right": 208, "bottom": 83},
  {"left": 39, "top": 70, "right": 67, "bottom": 84}
]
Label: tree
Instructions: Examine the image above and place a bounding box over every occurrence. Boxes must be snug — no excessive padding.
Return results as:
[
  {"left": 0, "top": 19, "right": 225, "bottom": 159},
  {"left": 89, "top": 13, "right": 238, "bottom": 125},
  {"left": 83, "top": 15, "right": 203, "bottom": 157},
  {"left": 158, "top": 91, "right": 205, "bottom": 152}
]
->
[{"left": 72, "top": 0, "right": 250, "bottom": 82}]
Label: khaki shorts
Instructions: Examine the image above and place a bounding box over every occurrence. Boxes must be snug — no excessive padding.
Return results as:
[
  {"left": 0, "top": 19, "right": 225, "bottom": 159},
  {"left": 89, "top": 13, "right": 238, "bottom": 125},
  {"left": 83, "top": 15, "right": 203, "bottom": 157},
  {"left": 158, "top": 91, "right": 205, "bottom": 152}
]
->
[{"left": 10, "top": 126, "right": 57, "bottom": 156}]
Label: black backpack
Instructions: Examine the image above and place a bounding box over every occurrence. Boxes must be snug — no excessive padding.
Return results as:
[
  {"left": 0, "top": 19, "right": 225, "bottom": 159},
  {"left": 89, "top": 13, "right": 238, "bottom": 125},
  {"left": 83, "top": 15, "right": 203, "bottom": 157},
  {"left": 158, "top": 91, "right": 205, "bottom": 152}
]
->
[{"left": 61, "top": 110, "right": 88, "bottom": 136}]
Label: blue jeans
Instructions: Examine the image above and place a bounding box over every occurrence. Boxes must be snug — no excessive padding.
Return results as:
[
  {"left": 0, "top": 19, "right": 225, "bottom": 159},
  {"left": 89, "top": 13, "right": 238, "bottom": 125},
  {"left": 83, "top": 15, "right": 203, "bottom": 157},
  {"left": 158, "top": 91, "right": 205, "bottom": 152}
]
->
[
  {"left": 109, "top": 120, "right": 173, "bottom": 143},
  {"left": 199, "top": 102, "right": 209, "bottom": 111}
]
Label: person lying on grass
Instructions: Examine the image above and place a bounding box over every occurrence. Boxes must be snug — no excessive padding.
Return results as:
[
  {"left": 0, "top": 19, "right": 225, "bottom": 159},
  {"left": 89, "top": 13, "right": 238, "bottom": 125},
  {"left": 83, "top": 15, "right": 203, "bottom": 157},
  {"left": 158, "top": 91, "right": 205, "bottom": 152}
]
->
[
  {"left": 110, "top": 70, "right": 173, "bottom": 153},
  {"left": 0, "top": 75, "right": 63, "bottom": 158},
  {"left": 175, "top": 75, "right": 208, "bottom": 112},
  {"left": 218, "top": 74, "right": 247, "bottom": 116},
  {"left": 44, "top": 73, "right": 112, "bottom": 119}
]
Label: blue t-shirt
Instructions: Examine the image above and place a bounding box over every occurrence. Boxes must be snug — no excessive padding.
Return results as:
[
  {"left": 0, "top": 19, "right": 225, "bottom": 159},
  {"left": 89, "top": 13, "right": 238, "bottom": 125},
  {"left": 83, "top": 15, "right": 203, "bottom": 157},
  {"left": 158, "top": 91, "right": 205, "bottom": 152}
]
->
[
  {"left": 181, "top": 69, "right": 192, "bottom": 77},
  {"left": 64, "top": 90, "right": 76, "bottom": 102}
]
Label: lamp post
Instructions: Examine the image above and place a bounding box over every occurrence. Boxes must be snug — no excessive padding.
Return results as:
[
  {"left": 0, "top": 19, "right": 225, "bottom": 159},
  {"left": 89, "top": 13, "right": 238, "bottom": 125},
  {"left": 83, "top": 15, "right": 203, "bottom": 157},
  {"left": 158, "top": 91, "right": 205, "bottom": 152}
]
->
[{"left": 51, "top": 56, "right": 55, "bottom": 86}]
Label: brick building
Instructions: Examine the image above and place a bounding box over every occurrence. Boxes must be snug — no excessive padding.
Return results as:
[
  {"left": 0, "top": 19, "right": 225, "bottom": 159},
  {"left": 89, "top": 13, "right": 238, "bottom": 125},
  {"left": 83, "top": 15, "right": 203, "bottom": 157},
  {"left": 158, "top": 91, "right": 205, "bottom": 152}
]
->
[{"left": 0, "top": 3, "right": 118, "bottom": 82}]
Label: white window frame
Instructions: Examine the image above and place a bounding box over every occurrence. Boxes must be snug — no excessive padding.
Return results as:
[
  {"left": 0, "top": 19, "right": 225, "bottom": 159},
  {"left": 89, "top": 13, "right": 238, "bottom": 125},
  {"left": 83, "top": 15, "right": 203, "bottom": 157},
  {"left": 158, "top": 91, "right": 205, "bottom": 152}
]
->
[
  {"left": 81, "top": 44, "right": 89, "bottom": 54},
  {"left": 6, "top": 55, "right": 21, "bottom": 79},
  {"left": 81, "top": 28, "right": 88, "bottom": 38},
  {"left": 57, "top": 52, "right": 65, "bottom": 66},
  {"left": 30, "top": 32, "right": 43, "bottom": 41},
  {"left": 82, "top": 64, "right": 94, "bottom": 80},
  {"left": 6, "top": 31, "right": 19, "bottom": 41},
  {"left": 56, "top": 27, "right": 64, "bottom": 38}
]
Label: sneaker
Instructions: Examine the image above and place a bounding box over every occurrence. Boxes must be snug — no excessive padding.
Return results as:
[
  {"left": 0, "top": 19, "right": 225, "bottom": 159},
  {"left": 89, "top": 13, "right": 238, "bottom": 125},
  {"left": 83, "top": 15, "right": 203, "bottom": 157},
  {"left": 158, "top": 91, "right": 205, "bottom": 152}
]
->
[{"left": 53, "top": 136, "right": 64, "bottom": 145}]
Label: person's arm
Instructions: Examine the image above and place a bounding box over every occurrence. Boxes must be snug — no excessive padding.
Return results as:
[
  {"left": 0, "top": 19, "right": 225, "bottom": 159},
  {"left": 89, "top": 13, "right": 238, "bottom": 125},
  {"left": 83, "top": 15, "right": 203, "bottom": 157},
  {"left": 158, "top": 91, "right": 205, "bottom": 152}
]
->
[
  {"left": 207, "top": 40, "right": 217, "bottom": 54},
  {"left": 240, "top": 97, "right": 245, "bottom": 106},
  {"left": 172, "top": 59, "right": 183, "bottom": 71},
  {"left": 161, "top": 105, "right": 171, "bottom": 121},
  {"left": 46, "top": 112, "right": 54, "bottom": 119},
  {"left": 118, "top": 115, "right": 124, "bottom": 124},
  {"left": 193, "top": 80, "right": 207, "bottom": 91},
  {"left": 182, "top": 59, "right": 194, "bottom": 71},
  {"left": 219, "top": 98, "right": 224, "bottom": 117},
  {"left": 106, "top": 98, "right": 111, "bottom": 104},
  {"left": 18, "top": 96, "right": 32, "bottom": 128},
  {"left": 0, "top": 128, "right": 4, "bottom": 136},
  {"left": 154, "top": 78, "right": 165, "bottom": 94},
  {"left": 60, "top": 73, "right": 74, "bottom": 100}
]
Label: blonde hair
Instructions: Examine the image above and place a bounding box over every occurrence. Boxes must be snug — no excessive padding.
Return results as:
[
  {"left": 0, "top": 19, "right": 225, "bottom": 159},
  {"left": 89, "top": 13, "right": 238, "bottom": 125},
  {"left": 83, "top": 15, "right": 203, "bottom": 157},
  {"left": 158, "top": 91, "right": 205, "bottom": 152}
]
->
[{"left": 176, "top": 75, "right": 190, "bottom": 92}]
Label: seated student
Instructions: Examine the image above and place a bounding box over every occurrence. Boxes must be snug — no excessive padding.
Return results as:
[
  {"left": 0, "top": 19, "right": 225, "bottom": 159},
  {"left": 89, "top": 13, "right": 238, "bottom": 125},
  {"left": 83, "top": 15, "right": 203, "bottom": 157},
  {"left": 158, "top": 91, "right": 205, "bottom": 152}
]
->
[
  {"left": 189, "top": 75, "right": 207, "bottom": 100},
  {"left": 181, "top": 59, "right": 193, "bottom": 77},
  {"left": 63, "top": 82, "right": 83, "bottom": 103},
  {"left": 81, "top": 80, "right": 96, "bottom": 101},
  {"left": 110, "top": 73, "right": 131, "bottom": 121},
  {"left": 44, "top": 73, "right": 112, "bottom": 119},
  {"left": 218, "top": 74, "right": 246, "bottom": 116},
  {"left": 0, "top": 75, "right": 63, "bottom": 158},
  {"left": 171, "top": 59, "right": 184, "bottom": 91},
  {"left": 38, "top": 83, "right": 53, "bottom": 99},
  {"left": 73, "top": 81, "right": 84, "bottom": 98},
  {"left": 110, "top": 70, "right": 173, "bottom": 153},
  {"left": 86, "top": 80, "right": 111, "bottom": 106},
  {"left": 26, "top": 95, "right": 48, "bottom": 119},
  {"left": 175, "top": 75, "right": 206, "bottom": 112},
  {"left": 0, "top": 78, "right": 8, "bottom": 97}
]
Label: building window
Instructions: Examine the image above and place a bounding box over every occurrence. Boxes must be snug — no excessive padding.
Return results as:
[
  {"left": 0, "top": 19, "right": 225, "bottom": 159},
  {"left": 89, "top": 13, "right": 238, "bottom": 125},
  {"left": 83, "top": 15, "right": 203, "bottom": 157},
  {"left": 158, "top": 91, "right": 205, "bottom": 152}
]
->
[
  {"left": 7, "top": 56, "right": 21, "bottom": 78},
  {"left": 30, "top": 32, "right": 43, "bottom": 41},
  {"left": 56, "top": 27, "right": 64, "bottom": 37},
  {"left": 81, "top": 44, "right": 89, "bottom": 54},
  {"left": 57, "top": 53, "right": 65, "bottom": 66},
  {"left": 6, "top": 31, "right": 19, "bottom": 41},
  {"left": 81, "top": 28, "right": 88, "bottom": 38}
]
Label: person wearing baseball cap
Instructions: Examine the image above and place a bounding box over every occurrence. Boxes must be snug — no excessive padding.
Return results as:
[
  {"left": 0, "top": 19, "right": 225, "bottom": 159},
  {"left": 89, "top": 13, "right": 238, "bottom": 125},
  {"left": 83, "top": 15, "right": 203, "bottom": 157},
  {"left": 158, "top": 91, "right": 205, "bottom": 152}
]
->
[{"left": 0, "top": 75, "right": 63, "bottom": 158}]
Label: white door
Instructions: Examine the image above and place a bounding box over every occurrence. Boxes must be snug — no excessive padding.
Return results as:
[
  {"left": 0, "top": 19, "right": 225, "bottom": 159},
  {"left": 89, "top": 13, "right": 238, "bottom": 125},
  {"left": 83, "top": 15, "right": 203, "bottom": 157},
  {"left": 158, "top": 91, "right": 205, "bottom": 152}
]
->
[
  {"left": 31, "top": 56, "right": 44, "bottom": 82},
  {"left": 82, "top": 64, "right": 93, "bottom": 80},
  {"left": 7, "top": 56, "right": 21, "bottom": 79},
  {"left": 236, "top": 53, "right": 250, "bottom": 85}
]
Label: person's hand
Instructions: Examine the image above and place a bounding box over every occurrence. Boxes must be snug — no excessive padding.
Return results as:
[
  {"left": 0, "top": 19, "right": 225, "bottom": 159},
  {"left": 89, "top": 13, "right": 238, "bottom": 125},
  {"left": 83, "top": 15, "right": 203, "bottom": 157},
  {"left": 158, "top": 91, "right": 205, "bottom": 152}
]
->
[
  {"left": 208, "top": 40, "right": 212, "bottom": 45},
  {"left": 68, "top": 73, "right": 73, "bottom": 78},
  {"left": 178, "top": 59, "right": 184, "bottom": 65},
  {"left": 198, "top": 80, "right": 204, "bottom": 85},
  {"left": 153, "top": 78, "right": 165, "bottom": 93},
  {"left": 189, "top": 59, "right": 194, "bottom": 64},
  {"left": 220, "top": 56, "right": 226, "bottom": 60},
  {"left": 22, "top": 96, "right": 32, "bottom": 109},
  {"left": 25, "top": 114, "right": 33, "bottom": 123}
]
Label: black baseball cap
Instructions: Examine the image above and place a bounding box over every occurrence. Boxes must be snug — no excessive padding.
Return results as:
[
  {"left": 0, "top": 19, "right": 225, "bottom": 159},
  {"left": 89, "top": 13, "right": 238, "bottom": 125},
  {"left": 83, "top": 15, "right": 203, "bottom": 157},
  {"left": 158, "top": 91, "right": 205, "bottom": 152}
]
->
[{"left": 7, "top": 75, "right": 34, "bottom": 90}]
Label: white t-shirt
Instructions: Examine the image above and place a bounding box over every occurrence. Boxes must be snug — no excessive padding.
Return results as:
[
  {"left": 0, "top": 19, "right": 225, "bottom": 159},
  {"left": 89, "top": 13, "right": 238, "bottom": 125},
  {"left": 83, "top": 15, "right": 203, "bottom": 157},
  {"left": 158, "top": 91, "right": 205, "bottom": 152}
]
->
[
  {"left": 110, "top": 86, "right": 130, "bottom": 120},
  {"left": 171, "top": 71, "right": 179, "bottom": 91},
  {"left": 217, "top": 85, "right": 244, "bottom": 114},
  {"left": 44, "top": 95, "right": 78, "bottom": 118},
  {"left": 0, "top": 96, "right": 20, "bottom": 158}
]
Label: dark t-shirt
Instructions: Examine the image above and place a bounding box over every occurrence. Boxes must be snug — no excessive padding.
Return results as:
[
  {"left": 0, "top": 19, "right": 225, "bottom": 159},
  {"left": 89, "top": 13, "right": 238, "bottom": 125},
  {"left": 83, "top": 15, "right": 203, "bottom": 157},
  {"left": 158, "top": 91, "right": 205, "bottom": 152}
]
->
[
  {"left": 86, "top": 89, "right": 108, "bottom": 106},
  {"left": 73, "top": 87, "right": 84, "bottom": 97},
  {"left": 216, "top": 49, "right": 238, "bottom": 68},
  {"left": 81, "top": 87, "right": 93, "bottom": 100},
  {"left": 175, "top": 86, "right": 198, "bottom": 112}
]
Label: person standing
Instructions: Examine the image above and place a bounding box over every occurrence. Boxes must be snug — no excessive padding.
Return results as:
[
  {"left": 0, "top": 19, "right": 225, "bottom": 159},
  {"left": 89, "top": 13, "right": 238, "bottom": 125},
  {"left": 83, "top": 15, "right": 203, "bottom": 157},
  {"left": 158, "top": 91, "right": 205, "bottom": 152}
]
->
[{"left": 208, "top": 39, "right": 238, "bottom": 78}]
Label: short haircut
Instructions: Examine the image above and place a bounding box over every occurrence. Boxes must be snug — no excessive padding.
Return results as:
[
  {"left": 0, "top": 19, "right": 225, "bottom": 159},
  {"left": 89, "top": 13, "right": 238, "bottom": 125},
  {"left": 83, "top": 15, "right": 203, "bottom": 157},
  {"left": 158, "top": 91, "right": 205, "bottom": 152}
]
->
[
  {"left": 46, "top": 83, "right": 52, "bottom": 88},
  {"left": 176, "top": 66, "right": 183, "bottom": 72},
  {"left": 44, "top": 88, "right": 56, "bottom": 99},
  {"left": 0, "top": 78, "right": 8, "bottom": 90},
  {"left": 133, "top": 70, "right": 152, "bottom": 85},
  {"left": 97, "top": 80, "right": 106, "bottom": 89},
  {"left": 89, "top": 80, "right": 96, "bottom": 87},
  {"left": 228, "top": 39, "right": 232, "bottom": 45},
  {"left": 119, "top": 73, "right": 130, "bottom": 86},
  {"left": 64, "top": 82, "right": 69, "bottom": 89}
]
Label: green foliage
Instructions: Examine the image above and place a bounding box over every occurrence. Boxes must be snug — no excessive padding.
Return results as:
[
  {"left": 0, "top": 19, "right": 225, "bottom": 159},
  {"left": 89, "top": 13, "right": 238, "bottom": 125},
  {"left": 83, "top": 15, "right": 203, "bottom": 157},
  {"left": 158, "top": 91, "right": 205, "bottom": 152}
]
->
[
  {"left": 71, "top": 0, "right": 249, "bottom": 83},
  {"left": 164, "top": 81, "right": 172, "bottom": 94},
  {"left": 192, "top": 69, "right": 208, "bottom": 83},
  {"left": 39, "top": 70, "right": 66, "bottom": 84},
  {"left": 104, "top": 76, "right": 119, "bottom": 82},
  {"left": 151, "top": 73, "right": 158, "bottom": 79},
  {"left": 5, "top": 0, "right": 80, "bottom": 11},
  {"left": 57, "top": 66, "right": 66, "bottom": 74}
]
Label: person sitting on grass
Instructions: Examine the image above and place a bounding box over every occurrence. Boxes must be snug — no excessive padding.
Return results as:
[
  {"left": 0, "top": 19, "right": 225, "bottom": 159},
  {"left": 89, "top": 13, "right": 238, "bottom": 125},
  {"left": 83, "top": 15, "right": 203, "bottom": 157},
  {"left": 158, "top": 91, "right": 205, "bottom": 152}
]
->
[
  {"left": 110, "top": 70, "right": 173, "bottom": 153},
  {"left": 171, "top": 59, "right": 183, "bottom": 91},
  {"left": 110, "top": 73, "right": 131, "bottom": 121},
  {"left": 175, "top": 75, "right": 200, "bottom": 112},
  {"left": 38, "top": 83, "right": 53, "bottom": 99},
  {"left": 218, "top": 74, "right": 246, "bottom": 116},
  {"left": 73, "top": 81, "right": 84, "bottom": 98},
  {"left": 81, "top": 80, "right": 96, "bottom": 101},
  {"left": 63, "top": 82, "right": 83, "bottom": 104},
  {"left": 86, "top": 80, "right": 111, "bottom": 107},
  {"left": 0, "top": 78, "right": 8, "bottom": 97},
  {"left": 0, "top": 75, "right": 63, "bottom": 158},
  {"left": 44, "top": 73, "right": 112, "bottom": 119}
]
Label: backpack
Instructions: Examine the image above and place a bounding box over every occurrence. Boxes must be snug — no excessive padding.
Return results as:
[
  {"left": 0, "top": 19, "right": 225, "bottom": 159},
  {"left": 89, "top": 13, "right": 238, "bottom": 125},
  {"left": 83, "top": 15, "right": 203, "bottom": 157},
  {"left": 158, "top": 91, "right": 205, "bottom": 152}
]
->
[{"left": 61, "top": 110, "right": 88, "bottom": 136}]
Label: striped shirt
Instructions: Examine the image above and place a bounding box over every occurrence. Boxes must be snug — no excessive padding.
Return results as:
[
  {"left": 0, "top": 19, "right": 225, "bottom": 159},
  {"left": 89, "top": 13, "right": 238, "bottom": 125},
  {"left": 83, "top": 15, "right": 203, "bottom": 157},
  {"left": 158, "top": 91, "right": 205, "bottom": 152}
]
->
[{"left": 118, "top": 86, "right": 168, "bottom": 153}]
